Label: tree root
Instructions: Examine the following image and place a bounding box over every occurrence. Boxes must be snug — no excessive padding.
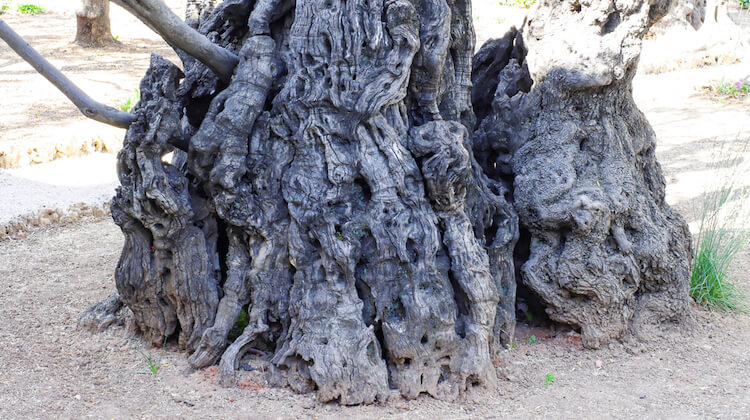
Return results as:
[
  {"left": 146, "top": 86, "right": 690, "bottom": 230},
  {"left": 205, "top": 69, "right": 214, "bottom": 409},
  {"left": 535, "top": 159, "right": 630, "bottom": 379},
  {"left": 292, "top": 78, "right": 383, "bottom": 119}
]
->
[{"left": 78, "top": 293, "right": 124, "bottom": 332}]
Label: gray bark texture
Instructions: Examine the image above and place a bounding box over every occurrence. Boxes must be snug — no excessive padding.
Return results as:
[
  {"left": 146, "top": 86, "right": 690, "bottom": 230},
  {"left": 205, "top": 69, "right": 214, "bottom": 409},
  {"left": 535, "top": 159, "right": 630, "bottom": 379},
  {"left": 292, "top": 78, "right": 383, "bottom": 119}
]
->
[
  {"left": 473, "top": 0, "right": 692, "bottom": 349},
  {"left": 107, "top": 0, "right": 691, "bottom": 404},
  {"left": 659, "top": 0, "right": 706, "bottom": 31}
]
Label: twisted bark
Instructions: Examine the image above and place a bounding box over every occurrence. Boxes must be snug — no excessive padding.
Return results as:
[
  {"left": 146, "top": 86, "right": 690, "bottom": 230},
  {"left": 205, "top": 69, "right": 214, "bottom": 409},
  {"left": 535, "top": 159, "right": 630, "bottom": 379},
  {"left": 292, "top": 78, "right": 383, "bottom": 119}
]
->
[
  {"left": 473, "top": 0, "right": 693, "bottom": 348},
  {"left": 113, "top": 0, "right": 518, "bottom": 404},
  {"left": 96, "top": 0, "right": 692, "bottom": 404}
]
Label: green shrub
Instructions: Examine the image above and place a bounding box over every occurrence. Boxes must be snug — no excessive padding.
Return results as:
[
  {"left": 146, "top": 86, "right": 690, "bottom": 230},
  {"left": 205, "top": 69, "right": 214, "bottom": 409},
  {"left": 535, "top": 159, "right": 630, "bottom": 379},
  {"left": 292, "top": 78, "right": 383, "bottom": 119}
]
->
[
  {"left": 690, "top": 144, "right": 750, "bottom": 313},
  {"left": 16, "top": 3, "right": 45, "bottom": 14}
]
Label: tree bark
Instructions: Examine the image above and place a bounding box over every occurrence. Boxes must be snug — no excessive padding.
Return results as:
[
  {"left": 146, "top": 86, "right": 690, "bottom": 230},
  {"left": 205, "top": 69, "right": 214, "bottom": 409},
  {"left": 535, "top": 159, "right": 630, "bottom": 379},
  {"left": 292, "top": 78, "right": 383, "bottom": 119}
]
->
[
  {"left": 102, "top": 0, "right": 692, "bottom": 404},
  {"left": 75, "top": 0, "right": 115, "bottom": 47},
  {"left": 473, "top": 0, "right": 693, "bottom": 348}
]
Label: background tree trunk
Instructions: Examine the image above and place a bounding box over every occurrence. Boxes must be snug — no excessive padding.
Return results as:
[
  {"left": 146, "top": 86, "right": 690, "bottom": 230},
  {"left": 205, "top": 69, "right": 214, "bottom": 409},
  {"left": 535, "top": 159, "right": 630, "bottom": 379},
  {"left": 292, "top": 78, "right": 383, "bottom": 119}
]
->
[
  {"left": 75, "top": 0, "right": 115, "bottom": 47},
  {"left": 104, "top": 0, "right": 692, "bottom": 404}
]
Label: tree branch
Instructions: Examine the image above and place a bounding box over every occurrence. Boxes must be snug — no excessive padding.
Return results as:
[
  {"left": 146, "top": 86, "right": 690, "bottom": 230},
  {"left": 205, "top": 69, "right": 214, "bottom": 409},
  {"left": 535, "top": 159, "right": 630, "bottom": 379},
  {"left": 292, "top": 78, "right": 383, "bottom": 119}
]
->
[
  {"left": 110, "top": 0, "right": 239, "bottom": 83},
  {"left": 0, "top": 19, "right": 136, "bottom": 129}
]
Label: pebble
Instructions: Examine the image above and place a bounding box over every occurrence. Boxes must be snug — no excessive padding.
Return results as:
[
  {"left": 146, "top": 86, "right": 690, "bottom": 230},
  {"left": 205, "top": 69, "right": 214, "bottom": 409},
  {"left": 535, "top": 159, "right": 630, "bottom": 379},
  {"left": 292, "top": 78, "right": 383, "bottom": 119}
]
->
[{"left": 595, "top": 360, "right": 603, "bottom": 369}]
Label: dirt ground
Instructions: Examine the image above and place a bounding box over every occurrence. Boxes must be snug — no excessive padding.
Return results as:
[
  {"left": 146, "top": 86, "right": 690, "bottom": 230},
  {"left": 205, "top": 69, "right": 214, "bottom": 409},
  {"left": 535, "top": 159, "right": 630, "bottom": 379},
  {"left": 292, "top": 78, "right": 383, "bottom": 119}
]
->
[
  {"left": 1, "top": 2, "right": 750, "bottom": 419},
  {"left": 1, "top": 222, "right": 749, "bottom": 418}
]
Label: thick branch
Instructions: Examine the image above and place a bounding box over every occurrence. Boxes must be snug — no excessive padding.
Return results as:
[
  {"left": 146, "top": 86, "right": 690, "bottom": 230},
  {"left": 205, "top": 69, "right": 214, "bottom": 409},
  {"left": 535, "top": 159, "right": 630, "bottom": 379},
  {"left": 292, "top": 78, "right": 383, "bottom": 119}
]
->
[
  {"left": 110, "top": 0, "right": 239, "bottom": 82},
  {"left": 0, "top": 19, "right": 136, "bottom": 129}
]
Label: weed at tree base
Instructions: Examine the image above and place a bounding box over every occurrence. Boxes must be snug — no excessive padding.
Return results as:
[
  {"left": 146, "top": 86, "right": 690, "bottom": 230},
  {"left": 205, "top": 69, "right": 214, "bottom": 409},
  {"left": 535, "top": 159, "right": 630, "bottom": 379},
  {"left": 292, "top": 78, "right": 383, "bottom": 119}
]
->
[
  {"left": 691, "top": 245, "right": 748, "bottom": 312},
  {"left": 137, "top": 336, "right": 168, "bottom": 374},
  {"left": 507, "top": 339, "right": 518, "bottom": 350},
  {"left": 118, "top": 89, "right": 140, "bottom": 113},
  {"left": 690, "top": 141, "right": 750, "bottom": 313}
]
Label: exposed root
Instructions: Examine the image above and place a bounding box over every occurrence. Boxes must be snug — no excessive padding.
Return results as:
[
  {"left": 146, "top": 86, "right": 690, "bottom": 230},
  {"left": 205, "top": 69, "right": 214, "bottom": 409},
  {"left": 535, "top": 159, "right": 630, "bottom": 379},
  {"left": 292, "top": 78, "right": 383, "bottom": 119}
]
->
[{"left": 78, "top": 293, "right": 124, "bottom": 332}]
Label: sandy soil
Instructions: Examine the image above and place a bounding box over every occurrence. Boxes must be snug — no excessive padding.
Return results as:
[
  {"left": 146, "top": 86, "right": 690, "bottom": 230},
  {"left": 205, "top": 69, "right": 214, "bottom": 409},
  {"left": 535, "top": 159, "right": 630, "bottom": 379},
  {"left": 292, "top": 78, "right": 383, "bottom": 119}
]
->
[
  {"left": 1, "top": 2, "right": 750, "bottom": 419},
  {"left": 1, "top": 222, "right": 749, "bottom": 419}
]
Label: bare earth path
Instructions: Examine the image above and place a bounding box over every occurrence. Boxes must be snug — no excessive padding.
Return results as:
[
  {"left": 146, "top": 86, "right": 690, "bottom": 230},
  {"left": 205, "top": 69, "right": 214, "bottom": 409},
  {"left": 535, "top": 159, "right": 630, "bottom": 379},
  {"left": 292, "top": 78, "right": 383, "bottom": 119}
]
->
[
  {"left": 1, "top": 221, "right": 749, "bottom": 418},
  {"left": 1, "top": 2, "right": 750, "bottom": 419}
]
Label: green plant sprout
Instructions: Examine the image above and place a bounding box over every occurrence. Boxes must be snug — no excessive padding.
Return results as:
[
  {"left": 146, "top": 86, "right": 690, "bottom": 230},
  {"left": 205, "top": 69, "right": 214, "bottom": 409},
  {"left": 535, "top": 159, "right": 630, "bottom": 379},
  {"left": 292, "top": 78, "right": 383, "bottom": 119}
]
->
[
  {"left": 529, "top": 335, "right": 537, "bottom": 344},
  {"left": 138, "top": 336, "right": 168, "bottom": 375},
  {"left": 507, "top": 339, "right": 518, "bottom": 350},
  {"left": 544, "top": 373, "right": 555, "bottom": 387}
]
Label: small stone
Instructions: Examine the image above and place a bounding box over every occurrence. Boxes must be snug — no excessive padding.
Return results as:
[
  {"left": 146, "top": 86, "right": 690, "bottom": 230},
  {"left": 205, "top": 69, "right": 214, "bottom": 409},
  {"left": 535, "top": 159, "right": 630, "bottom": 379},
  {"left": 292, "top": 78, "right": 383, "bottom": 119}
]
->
[
  {"left": 74, "top": 394, "right": 81, "bottom": 400},
  {"left": 240, "top": 361, "right": 255, "bottom": 371},
  {"left": 595, "top": 360, "right": 602, "bottom": 369}
]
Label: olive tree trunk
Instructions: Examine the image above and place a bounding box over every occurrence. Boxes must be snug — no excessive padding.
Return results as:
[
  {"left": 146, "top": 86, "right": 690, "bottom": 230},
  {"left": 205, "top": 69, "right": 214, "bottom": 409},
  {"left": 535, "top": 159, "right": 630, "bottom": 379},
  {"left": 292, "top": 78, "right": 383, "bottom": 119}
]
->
[
  {"left": 96, "top": 0, "right": 692, "bottom": 404},
  {"left": 472, "top": 0, "right": 692, "bottom": 348},
  {"left": 75, "top": 0, "right": 115, "bottom": 47}
]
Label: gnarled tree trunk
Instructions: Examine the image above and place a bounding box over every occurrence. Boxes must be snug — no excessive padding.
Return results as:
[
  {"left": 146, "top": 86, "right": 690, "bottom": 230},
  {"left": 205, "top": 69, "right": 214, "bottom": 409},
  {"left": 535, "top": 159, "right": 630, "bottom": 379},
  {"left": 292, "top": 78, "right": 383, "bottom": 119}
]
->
[
  {"left": 75, "top": 0, "right": 115, "bottom": 47},
  {"left": 97, "top": 0, "right": 691, "bottom": 404},
  {"left": 473, "top": 0, "right": 692, "bottom": 349},
  {"left": 114, "top": 0, "right": 517, "bottom": 404}
]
